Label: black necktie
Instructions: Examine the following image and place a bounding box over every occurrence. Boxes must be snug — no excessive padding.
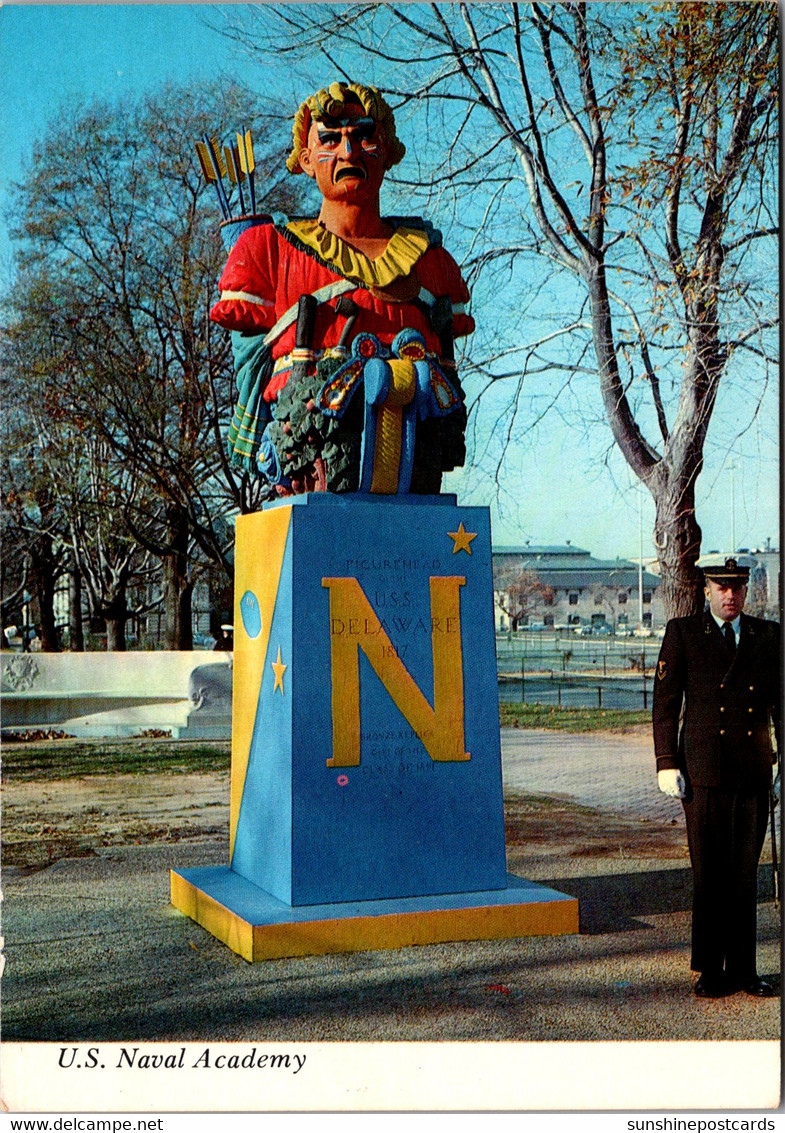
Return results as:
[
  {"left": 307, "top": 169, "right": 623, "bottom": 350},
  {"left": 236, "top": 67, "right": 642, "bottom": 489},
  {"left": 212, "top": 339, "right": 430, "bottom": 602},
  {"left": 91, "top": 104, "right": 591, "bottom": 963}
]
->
[{"left": 723, "top": 622, "right": 736, "bottom": 654}]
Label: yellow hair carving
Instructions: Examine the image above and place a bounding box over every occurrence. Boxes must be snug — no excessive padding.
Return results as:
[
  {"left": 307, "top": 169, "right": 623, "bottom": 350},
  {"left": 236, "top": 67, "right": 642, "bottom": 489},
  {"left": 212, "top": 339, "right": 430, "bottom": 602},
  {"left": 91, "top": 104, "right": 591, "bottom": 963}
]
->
[{"left": 286, "top": 81, "right": 405, "bottom": 175}]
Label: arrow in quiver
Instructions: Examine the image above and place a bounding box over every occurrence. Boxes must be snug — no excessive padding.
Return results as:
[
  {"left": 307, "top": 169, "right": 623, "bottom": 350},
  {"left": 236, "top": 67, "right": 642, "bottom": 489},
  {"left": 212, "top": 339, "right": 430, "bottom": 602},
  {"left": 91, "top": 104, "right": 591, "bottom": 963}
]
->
[{"left": 194, "top": 126, "right": 257, "bottom": 220}]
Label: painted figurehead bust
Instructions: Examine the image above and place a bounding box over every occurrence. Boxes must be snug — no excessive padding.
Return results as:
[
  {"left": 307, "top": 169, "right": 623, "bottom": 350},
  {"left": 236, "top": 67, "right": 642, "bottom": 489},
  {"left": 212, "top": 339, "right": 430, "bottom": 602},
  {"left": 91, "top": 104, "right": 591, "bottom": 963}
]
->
[{"left": 210, "top": 81, "right": 474, "bottom": 495}]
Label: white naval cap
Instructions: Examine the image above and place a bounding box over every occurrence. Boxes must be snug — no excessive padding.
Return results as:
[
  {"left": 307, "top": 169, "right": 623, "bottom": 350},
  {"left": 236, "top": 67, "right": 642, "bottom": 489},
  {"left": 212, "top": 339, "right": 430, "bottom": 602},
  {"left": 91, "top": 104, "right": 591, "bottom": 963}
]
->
[{"left": 697, "top": 553, "right": 754, "bottom": 581}]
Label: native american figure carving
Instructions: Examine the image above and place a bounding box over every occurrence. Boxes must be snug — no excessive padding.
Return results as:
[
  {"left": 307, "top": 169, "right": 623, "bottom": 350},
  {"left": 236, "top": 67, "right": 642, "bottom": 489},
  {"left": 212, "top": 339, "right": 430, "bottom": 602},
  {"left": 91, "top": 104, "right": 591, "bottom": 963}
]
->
[{"left": 199, "top": 81, "right": 473, "bottom": 495}]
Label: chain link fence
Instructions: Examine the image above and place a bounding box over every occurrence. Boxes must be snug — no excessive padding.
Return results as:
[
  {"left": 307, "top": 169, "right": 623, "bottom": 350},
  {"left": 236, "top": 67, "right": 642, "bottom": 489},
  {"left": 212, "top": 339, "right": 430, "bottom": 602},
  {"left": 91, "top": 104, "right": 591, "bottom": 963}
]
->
[{"left": 496, "top": 630, "right": 662, "bottom": 711}]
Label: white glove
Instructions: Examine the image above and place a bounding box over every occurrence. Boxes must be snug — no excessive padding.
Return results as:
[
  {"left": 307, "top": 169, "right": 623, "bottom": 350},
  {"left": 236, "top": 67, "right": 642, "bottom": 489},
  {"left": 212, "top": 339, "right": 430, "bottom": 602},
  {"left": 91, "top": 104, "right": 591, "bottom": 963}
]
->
[{"left": 658, "top": 768, "right": 686, "bottom": 799}]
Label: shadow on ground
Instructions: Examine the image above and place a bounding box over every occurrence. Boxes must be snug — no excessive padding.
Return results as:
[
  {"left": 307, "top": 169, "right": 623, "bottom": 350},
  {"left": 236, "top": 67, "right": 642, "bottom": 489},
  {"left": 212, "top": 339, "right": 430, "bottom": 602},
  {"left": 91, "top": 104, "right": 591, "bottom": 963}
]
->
[
  {"left": 545, "top": 863, "right": 778, "bottom": 935},
  {"left": 545, "top": 866, "right": 693, "bottom": 933}
]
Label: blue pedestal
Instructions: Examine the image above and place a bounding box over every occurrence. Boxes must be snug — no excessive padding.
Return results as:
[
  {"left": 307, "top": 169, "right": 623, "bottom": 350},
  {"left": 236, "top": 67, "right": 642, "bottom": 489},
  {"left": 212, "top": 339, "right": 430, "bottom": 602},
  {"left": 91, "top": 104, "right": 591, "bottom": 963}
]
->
[{"left": 171, "top": 493, "right": 578, "bottom": 959}]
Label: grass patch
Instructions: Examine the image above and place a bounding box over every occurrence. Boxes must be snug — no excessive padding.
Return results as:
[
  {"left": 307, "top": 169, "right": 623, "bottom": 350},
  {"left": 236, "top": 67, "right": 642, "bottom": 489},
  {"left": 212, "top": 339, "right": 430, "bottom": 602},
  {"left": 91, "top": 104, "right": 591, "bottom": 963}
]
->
[
  {"left": 2, "top": 705, "right": 650, "bottom": 783},
  {"left": 2, "top": 738, "right": 230, "bottom": 782},
  {"left": 500, "top": 703, "right": 650, "bottom": 733}
]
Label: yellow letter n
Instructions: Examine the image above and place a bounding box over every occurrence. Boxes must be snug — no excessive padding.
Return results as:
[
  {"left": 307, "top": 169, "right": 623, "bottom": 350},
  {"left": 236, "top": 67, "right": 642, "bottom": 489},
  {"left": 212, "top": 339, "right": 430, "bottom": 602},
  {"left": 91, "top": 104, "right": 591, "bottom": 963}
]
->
[{"left": 321, "top": 576, "right": 470, "bottom": 767}]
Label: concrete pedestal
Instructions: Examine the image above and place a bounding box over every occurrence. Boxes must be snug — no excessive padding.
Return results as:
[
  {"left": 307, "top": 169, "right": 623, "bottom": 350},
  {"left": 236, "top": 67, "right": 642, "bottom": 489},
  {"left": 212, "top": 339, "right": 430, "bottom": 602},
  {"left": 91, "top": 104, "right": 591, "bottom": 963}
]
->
[{"left": 171, "top": 494, "right": 578, "bottom": 959}]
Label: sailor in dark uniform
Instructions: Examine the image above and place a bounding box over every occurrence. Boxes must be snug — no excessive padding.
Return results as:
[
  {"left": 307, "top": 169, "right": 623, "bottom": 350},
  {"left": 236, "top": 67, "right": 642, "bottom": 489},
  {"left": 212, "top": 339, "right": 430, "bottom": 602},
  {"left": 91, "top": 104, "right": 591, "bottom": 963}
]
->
[{"left": 653, "top": 554, "right": 780, "bottom": 998}]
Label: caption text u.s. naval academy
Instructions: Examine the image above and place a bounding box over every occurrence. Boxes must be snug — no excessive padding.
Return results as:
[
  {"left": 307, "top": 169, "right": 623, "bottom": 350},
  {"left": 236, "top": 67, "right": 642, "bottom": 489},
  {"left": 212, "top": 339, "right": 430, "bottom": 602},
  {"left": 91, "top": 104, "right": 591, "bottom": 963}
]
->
[{"left": 57, "top": 1047, "right": 307, "bottom": 1073}]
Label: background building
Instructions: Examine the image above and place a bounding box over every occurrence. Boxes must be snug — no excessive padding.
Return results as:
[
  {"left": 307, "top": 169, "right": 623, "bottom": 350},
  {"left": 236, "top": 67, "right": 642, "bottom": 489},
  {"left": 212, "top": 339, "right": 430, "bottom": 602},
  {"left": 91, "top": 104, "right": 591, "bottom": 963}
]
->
[{"left": 492, "top": 544, "right": 664, "bottom": 634}]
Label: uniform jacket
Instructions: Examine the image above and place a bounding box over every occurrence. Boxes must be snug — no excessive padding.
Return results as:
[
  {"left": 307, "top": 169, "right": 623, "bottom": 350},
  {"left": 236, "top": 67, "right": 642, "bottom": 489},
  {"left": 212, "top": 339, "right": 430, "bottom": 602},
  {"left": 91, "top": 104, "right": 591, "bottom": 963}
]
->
[{"left": 653, "top": 611, "right": 780, "bottom": 791}]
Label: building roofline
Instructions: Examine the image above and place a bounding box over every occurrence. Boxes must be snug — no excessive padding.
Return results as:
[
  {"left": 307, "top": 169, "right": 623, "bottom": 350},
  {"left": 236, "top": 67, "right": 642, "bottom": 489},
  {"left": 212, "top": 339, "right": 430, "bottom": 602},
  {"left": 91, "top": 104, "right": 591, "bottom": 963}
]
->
[{"left": 492, "top": 545, "right": 590, "bottom": 556}]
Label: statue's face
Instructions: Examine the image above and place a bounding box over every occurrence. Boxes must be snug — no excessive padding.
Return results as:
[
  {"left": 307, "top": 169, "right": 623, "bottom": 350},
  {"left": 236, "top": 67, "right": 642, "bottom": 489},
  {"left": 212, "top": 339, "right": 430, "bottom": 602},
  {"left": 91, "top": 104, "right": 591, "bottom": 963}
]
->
[{"left": 298, "top": 101, "right": 388, "bottom": 204}]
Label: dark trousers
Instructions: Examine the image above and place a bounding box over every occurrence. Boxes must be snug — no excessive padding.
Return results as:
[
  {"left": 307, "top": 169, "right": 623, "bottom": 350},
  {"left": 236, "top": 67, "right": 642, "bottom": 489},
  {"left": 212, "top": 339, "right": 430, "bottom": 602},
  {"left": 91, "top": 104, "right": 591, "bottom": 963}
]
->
[{"left": 683, "top": 786, "right": 769, "bottom": 981}]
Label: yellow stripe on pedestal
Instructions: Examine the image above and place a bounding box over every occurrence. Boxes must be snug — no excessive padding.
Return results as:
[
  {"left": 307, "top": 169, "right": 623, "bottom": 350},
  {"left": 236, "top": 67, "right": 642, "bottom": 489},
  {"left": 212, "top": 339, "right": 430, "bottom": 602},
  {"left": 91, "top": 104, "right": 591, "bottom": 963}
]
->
[
  {"left": 170, "top": 871, "right": 579, "bottom": 964},
  {"left": 231, "top": 507, "right": 292, "bottom": 858},
  {"left": 170, "top": 871, "right": 255, "bottom": 962},
  {"left": 251, "top": 899, "right": 579, "bottom": 961}
]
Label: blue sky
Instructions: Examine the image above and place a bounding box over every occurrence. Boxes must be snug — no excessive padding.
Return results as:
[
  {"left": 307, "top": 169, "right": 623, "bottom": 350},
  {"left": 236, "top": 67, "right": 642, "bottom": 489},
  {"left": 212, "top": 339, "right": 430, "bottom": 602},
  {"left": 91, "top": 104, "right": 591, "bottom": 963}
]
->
[
  {"left": 0, "top": 2, "right": 778, "bottom": 562},
  {"left": 0, "top": 4, "right": 218, "bottom": 283}
]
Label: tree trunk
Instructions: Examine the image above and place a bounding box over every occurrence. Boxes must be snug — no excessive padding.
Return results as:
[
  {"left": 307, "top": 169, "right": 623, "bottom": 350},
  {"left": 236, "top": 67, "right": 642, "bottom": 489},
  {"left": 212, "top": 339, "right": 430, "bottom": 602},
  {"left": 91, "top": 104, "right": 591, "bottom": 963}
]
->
[
  {"left": 649, "top": 464, "right": 704, "bottom": 619},
  {"left": 30, "top": 547, "right": 60, "bottom": 652},
  {"left": 105, "top": 616, "right": 127, "bottom": 651},
  {"left": 586, "top": 266, "right": 659, "bottom": 480},
  {"left": 649, "top": 265, "right": 724, "bottom": 620},
  {"left": 102, "top": 588, "right": 129, "bottom": 651},
  {"left": 162, "top": 508, "right": 193, "bottom": 650},
  {"left": 68, "top": 556, "right": 85, "bottom": 652},
  {"left": 586, "top": 249, "right": 723, "bottom": 623}
]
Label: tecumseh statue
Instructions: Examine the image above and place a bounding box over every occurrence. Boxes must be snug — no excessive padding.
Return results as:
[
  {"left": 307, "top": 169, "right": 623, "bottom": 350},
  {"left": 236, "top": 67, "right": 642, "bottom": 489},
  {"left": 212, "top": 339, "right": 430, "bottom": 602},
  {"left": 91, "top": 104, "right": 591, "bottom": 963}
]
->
[{"left": 208, "top": 81, "right": 473, "bottom": 496}]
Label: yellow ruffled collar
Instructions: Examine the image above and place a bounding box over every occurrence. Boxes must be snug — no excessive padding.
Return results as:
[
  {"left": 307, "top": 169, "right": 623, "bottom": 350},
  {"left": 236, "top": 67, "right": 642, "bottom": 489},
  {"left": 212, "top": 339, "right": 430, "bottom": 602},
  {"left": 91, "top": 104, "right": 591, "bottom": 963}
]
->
[{"left": 285, "top": 219, "right": 430, "bottom": 288}]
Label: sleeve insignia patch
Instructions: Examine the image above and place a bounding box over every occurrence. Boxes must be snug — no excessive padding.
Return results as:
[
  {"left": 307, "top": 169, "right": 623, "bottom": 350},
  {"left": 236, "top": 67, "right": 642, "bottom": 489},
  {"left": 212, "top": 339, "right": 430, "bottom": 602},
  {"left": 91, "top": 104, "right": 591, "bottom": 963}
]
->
[{"left": 657, "top": 660, "right": 668, "bottom": 681}]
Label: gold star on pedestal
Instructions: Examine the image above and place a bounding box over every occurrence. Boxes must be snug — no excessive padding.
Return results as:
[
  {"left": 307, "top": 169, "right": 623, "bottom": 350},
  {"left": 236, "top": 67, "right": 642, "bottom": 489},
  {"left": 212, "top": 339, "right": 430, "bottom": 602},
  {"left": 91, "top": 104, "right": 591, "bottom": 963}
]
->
[
  {"left": 271, "top": 646, "right": 287, "bottom": 694},
  {"left": 448, "top": 522, "right": 477, "bottom": 555}
]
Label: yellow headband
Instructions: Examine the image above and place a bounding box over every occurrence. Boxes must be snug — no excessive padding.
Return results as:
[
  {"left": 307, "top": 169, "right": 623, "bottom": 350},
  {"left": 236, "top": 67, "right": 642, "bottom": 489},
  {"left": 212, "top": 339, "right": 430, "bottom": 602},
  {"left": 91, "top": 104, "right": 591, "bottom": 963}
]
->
[{"left": 286, "top": 80, "right": 406, "bottom": 175}]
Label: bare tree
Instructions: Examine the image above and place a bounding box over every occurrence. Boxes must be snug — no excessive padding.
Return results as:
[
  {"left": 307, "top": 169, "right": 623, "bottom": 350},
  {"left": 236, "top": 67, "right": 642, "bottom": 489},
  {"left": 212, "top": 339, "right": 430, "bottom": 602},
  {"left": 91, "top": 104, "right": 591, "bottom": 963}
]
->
[
  {"left": 590, "top": 582, "right": 624, "bottom": 629},
  {"left": 0, "top": 454, "right": 67, "bottom": 652},
  {"left": 496, "top": 568, "right": 555, "bottom": 631},
  {"left": 7, "top": 81, "right": 310, "bottom": 647},
  {"left": 219, "top": 2, "right": 778, "bottom": 616},
  {"left": 2, "top": 317, "right": 162, "bottom": 652},
  {"left": 1, "top": 299, "right": 70, "bottom": 651},
  {"left": 58, "top": 434, "right": 161, "bottom": 652}
]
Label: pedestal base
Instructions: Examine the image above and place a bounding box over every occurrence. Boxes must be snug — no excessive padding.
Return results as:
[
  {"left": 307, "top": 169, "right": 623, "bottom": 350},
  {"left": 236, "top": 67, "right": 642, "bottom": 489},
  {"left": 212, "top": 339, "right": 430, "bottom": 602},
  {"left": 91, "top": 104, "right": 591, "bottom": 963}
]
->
[
  {"left": 172, "top": 494, "right": 579, "bottom": 961},
  {"left": 170, "top": 866, "right": 579, "bottom": 962}
]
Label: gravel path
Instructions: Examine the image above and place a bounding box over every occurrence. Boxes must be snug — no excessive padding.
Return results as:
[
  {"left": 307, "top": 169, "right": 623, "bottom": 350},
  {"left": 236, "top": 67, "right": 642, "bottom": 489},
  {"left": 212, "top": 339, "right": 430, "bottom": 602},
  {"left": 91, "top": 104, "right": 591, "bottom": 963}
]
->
[{"left": 501, "top": 727, "right": 685, "bottom": 825}]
